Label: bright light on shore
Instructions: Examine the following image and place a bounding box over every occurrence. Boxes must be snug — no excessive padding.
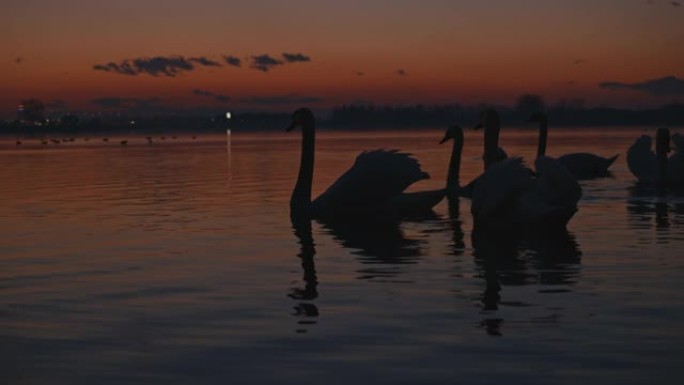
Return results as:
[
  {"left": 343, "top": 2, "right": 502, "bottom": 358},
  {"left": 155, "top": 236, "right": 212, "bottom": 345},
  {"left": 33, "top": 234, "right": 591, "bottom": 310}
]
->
[{"left": 226, "top": 112, "right": 232, "bottom": 119}]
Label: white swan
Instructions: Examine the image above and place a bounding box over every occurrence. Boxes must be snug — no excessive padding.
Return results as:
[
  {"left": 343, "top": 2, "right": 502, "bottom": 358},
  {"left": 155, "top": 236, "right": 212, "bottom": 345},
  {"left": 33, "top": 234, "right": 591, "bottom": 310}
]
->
[
  {"left": 528, "top": 112, "right": 618, "bottom": 180},
  {"left": 627, "top": 127, "right": 684, "bottom": 185},
  {"left": 471, "top": 109, "right": 581, "bottom": 230},
  {"left": 287, "top": 108, "right": 442, "bottom": 224}
]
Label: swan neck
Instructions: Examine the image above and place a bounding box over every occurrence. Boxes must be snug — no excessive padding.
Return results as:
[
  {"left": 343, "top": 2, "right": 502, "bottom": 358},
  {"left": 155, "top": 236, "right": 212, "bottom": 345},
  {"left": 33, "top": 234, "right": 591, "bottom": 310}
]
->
[
  {"left": 537, "top": 119, "right": 548, "bottom": 157},
  {"left": 291, "top": 123, "right": 315, "bottom": 221},
  {"left": 656, "top": 146, "right": 668, "bottom": 184},
  {"left": 446, "top": 134, "right": 463, "bottom": 191},
  {"left": 483, "top": 119, "right": 500, "bottom": 170}
]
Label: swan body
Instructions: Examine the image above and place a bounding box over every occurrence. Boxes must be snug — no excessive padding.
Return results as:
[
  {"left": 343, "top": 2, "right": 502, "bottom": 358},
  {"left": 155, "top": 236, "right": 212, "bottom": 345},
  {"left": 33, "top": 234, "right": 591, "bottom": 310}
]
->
[
  {"left": 557, "top": 153, "right": 619, "bottom": 180},
  {"left": 627, "top": 135, "right": 660, "bottom": 184},
  {"left": 667, "top": 133, "right": 684, "bottom": 183},
  {"left": 471, "top": 109, "right": 581, "bottom": 230},
  {"left": 529, "top": 112, "right": 618, "bottom": 180},
  {"left": 288, "top": 108, "right": 440, "bottom": 223},
  {"left": 627, "top": 128, "right": 684, "bottom": 185}
]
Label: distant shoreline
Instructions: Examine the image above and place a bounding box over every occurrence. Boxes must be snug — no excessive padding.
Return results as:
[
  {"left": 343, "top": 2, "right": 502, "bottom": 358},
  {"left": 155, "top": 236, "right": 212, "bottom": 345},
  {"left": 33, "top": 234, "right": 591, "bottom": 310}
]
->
[{"left": 4, "top": 102, "right": 684, "bottom": 136}]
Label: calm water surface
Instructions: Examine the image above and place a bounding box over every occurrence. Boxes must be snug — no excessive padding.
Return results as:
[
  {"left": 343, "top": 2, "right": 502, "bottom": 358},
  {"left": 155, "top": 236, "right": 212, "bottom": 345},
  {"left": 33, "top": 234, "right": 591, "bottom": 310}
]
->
[{"left": 1, "top": 128, "right": 683, "bottom": 384}]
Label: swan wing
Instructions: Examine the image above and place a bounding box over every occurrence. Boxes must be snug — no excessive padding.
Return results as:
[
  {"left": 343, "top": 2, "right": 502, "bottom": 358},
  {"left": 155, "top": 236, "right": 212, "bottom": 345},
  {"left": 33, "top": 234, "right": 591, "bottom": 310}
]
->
[
  {"left": 627, "top": 135, "right": 656, "bottom": 183},
  {"left": 312, "top": 149, "right": 429, "bottom": 215},
  {"left": 471, "top": 157, "right": 533, "bottom": 223}
]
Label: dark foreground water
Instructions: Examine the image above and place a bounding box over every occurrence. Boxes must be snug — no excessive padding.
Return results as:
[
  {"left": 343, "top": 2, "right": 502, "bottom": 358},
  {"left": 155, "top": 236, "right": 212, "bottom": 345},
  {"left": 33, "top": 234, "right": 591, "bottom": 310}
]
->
[{"left": 1, "top": 127, "right": 683, "bottom": 384}]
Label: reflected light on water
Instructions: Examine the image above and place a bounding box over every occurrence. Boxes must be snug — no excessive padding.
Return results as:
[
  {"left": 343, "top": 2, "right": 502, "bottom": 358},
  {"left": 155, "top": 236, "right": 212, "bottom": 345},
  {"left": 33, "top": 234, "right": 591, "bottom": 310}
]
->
[{"left": 1, "top": 127, "right": 683, "bottom": 384}]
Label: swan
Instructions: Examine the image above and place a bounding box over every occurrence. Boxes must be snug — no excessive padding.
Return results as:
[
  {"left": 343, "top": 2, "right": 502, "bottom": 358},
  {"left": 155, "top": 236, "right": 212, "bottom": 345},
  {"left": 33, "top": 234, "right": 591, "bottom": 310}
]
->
[
  {"left": 528, "top": 112, "right": 618, "bottom": 180},
  {"left": 438, "top": 123, "right": 483, "bottom": 199},
  {"left": 471, "top": 109, "right": 581, "bottom": 231},
  {"left": 287, "top": 108, "right": 442, "bottom": 224},
  {"left": 439, "top": 111, "right": 507, "bottom": 199},
  {"left": 627, "top": 127, "right": 684, "bottom": 185}
]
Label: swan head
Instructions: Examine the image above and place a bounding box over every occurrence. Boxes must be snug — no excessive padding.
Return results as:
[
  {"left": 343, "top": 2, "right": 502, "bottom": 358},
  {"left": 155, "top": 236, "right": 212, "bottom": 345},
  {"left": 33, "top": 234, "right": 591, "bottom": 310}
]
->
[
  {"left": 286, "top": 108, "right": 315, "bottom": 132},
  {"left": 527, "top": 111, "right": 547, "bottom": 123},
  {"left": 656, "top": 127, "right": 671, "bottom": 154},
  {"left": 439, "top": 125, "right": 463, "bottom": 144},
  {"left": 473, "top": 108, "right": 500, "bottom": 130},
  {"left": 633, "top": 135, "right": 652, "bottom": 149}
]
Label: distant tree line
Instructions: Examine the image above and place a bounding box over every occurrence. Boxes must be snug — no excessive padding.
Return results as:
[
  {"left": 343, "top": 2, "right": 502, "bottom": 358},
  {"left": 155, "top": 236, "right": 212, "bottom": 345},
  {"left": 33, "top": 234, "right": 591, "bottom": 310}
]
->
[
  {"left": 2, "top": 95, "right": 683, "bottom": 136},
  {"left": 328, "top": 95, "right": 684, "bottom": 128}
]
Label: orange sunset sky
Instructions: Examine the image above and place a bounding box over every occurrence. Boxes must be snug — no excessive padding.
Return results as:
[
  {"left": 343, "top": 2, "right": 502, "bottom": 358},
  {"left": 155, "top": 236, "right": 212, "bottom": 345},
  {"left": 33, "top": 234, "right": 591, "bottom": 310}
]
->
[{"left": 2, "top": 0, "right": 683, "bottom": 118}]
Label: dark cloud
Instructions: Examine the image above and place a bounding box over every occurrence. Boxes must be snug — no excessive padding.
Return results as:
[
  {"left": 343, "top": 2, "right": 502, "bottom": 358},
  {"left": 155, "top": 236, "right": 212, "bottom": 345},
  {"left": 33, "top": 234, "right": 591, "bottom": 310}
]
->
[
  {"left": 94, "top": 52, "right": 311, "bottom": 75},
  {"left": 355, "top": 71, "right": 364, "bottom": 76},
  {"left": 15, "top": 57, "right": 23, "bottom": 64},
  {"left": 599, "top": 76, "right": 684, "bottom": 96},
  {"left": 131, "top": 57, "right": 191, "bottom": 76},
  {"left": 193, "top": 89, "right": 230, "bottom": 103},
  {"left": 93, "top": 55, "right": 220, "bottom": 77},
  {"left": 250, "top": 54, "right": 284, "bottom": 72},
  {"left": 239, "top": 94, "right": 323, "bottom": 105},
  {"left": 672, "top": 1, "right": 681, "bottom": 6},
  {"left": 282, "top": 53, "right": 311, "bottom": 63},
  {"left": 189, "top": 56, "right": 221, "bottom": 67},
  {"left": 93, "top": 61, "right": 137, "bottom": 75},
  {"left": 91, "top": 97, "right": 161, "bottom": 109},
  {"left": 223, "top": 55, "right": 242, "bottom": 67},
  {"left": 397, "top": 69, "right": 407, "bottom": 76},
  {"left": 574, "top": 59, "right": 587, "bottom": 65}
]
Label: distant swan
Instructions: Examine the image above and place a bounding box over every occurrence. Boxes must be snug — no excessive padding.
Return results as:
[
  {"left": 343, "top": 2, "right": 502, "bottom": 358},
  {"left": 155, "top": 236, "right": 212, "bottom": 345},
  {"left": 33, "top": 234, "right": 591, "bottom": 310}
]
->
[
  {"left": 471, "top": 109, "right": 581, "bottom": 230},
  {"left": 627, "top": 127, "right": 684, "bottom": 185},
  {"left": 287, "top": 108, "right": 441, "bottom": 224},
  {"left": 529, "top": 112, "right": 618, "bottom": 179}
]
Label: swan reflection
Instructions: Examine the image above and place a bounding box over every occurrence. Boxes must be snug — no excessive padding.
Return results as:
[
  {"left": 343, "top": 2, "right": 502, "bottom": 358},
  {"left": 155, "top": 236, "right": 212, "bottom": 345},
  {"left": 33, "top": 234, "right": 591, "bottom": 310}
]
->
[
  {"left": 627, "top": 183, "right": 684, "bottom": 238},
  {"left": 471, "top": 228, "right": 582, "bottom": 336},
  {"left": 289, "top": 221, "right": 319, "bottom": 333},
  {"left": 287, "top": 214, "right": 432, "bottom": 331},
  {"left": 446, "top": 197, "right": 466, "bottom": 254},
  {"left": 319, "top": 214, "right": 433, "bottom": 281}
]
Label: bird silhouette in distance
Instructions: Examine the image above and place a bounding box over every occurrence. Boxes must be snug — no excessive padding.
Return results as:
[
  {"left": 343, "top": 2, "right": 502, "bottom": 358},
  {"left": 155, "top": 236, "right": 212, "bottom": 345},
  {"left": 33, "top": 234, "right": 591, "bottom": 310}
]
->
[
  {"left": 287, "top": 107, "right": 442, "bottom": 225},
  {"left": 470, "top": 109, "right": 581, "bottom": 232},
  {"left": 528, "top": 112, "right": 618, "bottom": 180}
]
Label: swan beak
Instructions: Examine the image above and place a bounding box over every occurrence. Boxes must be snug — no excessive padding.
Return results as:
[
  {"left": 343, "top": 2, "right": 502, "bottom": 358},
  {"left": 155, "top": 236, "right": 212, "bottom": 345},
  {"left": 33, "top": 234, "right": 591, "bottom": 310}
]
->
[
  {"left": 439, "top": 136, "right": 449, "bottom": 144},
  {"left": 285, "top": 121, "right": 296, "bottom": 132},
  {"left": 473, "top": 122, "right": 483, "bottom": 130}
]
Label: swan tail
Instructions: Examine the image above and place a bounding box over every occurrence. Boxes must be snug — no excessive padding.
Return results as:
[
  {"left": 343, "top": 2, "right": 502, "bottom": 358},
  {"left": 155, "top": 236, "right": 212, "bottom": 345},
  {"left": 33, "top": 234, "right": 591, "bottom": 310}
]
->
[
  {"left": 605, "top": 154, "right": 619, "bottom": 168},
  {"left": 387, "top": 189, "right": 446, "bottom": 217}
]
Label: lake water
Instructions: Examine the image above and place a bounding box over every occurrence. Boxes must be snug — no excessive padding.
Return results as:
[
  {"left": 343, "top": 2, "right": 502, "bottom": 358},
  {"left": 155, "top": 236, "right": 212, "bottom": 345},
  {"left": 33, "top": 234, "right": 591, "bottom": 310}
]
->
[{"left": 1, "top": 127, "right": 683, "bottom": 384}]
